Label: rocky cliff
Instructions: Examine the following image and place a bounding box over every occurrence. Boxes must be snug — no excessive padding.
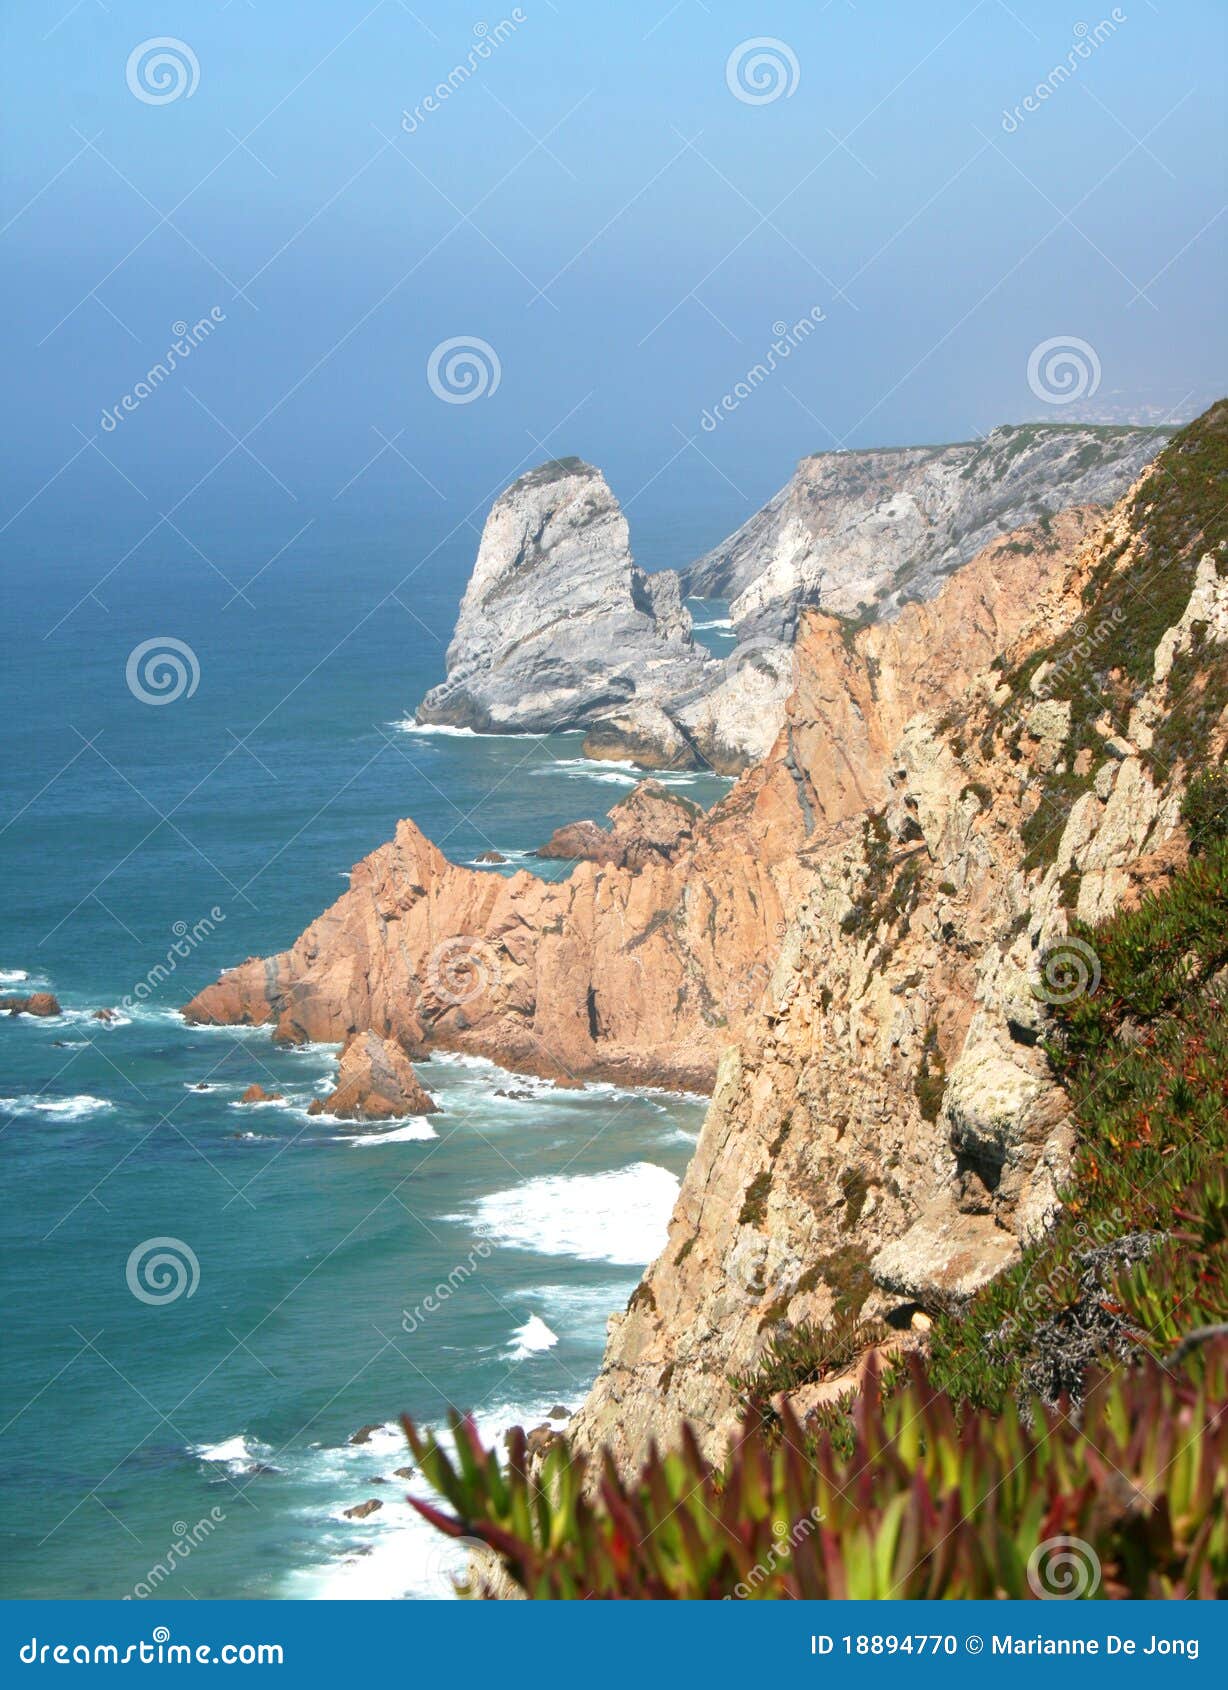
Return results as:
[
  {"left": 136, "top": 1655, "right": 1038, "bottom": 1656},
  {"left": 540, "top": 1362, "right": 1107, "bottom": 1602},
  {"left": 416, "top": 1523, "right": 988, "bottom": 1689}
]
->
[
  {"left": 417, "top": 458, "right": 714, "bottom": 734},
  {"left": 182, "top": 766, "right": 806, "bottom": 1092},
  {"left": 569, "top": 402, "right": 1227, "bottom": 1467},
  {"left": 187, "top": 404, "right": 1225, "bottom": 1483},
  {"left": 184, "top": 504, "right": 1088, "bottom": 1091},
  {"left": 684, "top": 422, "right": 1170, "bottom": 643},
  {"left": 419, "top": 428, "right": 1166, "bottom": 778}
]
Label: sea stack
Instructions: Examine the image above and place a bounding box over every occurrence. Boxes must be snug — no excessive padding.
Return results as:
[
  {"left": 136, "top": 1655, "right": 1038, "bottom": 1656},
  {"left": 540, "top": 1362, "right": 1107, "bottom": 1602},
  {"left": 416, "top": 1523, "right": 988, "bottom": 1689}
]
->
[{"left": 417, "top": 458, "right": 713, "bottom": 734}]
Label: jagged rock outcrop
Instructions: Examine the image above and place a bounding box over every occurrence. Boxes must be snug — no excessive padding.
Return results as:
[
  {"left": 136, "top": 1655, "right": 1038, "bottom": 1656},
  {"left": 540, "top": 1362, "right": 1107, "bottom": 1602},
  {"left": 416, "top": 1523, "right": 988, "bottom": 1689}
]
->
[
  {"left": 417, "top": 459, "right": 714, "bottom": 733},
  {"left": 2, "top": 992, "right": 61, "bottom": 1018},
  {"left": 534, "top": 781, "right": 699, "bottom": 869},
  {"left": 570, "top": 408, "right": 1228, "bottom": 1468},
  {"left": 183, "top": 787, "right": 805, "bottom": 1093},
  {"left": 184, "top": 505, "right": 1095, "bottom": 1091},
  {"left": 581, "top": 643, "right": 797, "bottom": 775},
  {"left": 419, "top": 431, "right": 1165, "bottom": 776},
  {"left": 309, "top": 1031, "right": 438, "bottom": 1120},
  {"left": 239, "top": 1083, "right": 282, "bottom": 1104},
  {"left": 684, "top": 423, "right": 1169, "bottom": 642}
]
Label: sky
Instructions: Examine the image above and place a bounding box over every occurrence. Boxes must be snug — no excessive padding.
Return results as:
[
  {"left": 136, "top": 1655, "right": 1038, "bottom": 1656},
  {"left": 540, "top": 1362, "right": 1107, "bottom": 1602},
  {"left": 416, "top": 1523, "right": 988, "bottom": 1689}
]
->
[{"left": 1, "top": 0, "right": 1225, "bottom": 553}]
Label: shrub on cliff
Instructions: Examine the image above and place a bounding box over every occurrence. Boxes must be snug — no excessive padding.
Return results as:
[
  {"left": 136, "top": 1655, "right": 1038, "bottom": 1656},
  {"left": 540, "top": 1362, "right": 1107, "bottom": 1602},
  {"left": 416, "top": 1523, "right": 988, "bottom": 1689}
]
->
[
  {"left": 1182, "top": 766, "right": 1228, "bottom": 854},
  {"left": 925, "top": 837, "right": 1228, "bottom": 1412},
  {"left": 401, "top": 1343, "right": 1228, "bottom": 1599},
  {"left": 402, "top": 838, "right": 1228, "bottom": 1600}
]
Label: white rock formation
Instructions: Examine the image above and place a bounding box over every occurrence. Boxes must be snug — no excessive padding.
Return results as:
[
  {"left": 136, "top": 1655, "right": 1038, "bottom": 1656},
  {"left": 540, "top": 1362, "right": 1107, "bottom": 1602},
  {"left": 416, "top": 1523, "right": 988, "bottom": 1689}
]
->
[
  {"left": 685, "top": 423, "right": 1170, "bottom": 641},
  {"left": 417, "top": 458, "right": 714, "bottom": 733}
]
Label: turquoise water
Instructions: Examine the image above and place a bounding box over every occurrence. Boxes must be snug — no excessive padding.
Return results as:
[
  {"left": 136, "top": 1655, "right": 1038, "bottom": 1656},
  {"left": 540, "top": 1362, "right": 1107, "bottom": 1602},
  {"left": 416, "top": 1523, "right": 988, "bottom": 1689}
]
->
[{"left": 0, "top": 491, "right": 731, "bottom": 1599}]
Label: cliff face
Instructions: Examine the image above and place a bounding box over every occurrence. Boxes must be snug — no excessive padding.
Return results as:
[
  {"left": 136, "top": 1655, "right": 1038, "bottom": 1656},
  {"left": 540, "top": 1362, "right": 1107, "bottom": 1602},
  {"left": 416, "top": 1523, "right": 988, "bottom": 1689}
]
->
[
  {"left": 184, "top": 510, "right": 1086, "bottom": 1091},
  {"left": 417, "top": 458, "right": 714, "bottom": 734},
  {"left": 418, "top": 431, "right": 1158, "bottom": 777},
  {"left": 684, "top": 423, "right": 1169, "bottom": 643},
  {"left": 185, "top": 404, "right": 1226, "bottom": 1480},
  {"left": 182, "top": 768, "right": 808, "bottom": 1092},
  {"left": 571, "top": 408, "right": 1228, "bottom": 1467}
]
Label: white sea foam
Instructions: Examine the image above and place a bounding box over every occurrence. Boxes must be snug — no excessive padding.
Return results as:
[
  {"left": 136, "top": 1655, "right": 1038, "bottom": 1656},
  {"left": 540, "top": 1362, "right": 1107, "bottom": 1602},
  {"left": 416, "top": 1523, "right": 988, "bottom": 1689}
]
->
[
  {"left": 535, "top": 756, "right": 730, "bottom": 791},
  {"left": 693, "top": 617, "right": 733, "bottom": 630},
  {"left": 464, "top": 1161, "right": 679, "bottom": 1265},
  {"left": 521, "top": 1282, "right": 629, "bottom": 1325},
  {"left": 506, "top": 1313, "right": 558, "bottom": 1359},
  {"left": 158, "top": 1010, "right": 273, "bottom": 1035},
  {"left": 0, "top": 968, "right": 34, "bottom": 985},
  {"left": 392, "top": 720, "right": 539, "bottom": 740},
  {"left": 286, "top": 1395, "right": 561, "bottom": 1600},
  {"left": 297, "top": 1498, "right": 469, "bottom": 1600},
  {"left": 548, "top": 755, "right": 637, "bottom": 771},
  {"left": 0, "top": 1093, "right": 114, "bottom": 1121},
  {"left": 338, "top": 1118, "right": 439, "bottom": 1146},
  {"left": 193, "top": 1433, "right": 273, "bottom": 1475}
]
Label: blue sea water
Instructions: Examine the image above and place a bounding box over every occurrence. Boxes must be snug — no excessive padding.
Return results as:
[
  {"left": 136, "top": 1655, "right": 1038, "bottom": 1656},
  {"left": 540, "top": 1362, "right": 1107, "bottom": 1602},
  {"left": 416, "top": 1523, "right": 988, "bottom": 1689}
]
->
[{"left": 0, "top": 476, "right": 736, "bottom": 1600}]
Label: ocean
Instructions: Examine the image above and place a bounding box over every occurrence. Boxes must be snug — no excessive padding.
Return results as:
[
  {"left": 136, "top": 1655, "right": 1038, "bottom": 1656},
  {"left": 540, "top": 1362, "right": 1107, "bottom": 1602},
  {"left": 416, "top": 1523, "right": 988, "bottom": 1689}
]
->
[{"left": 0, "top": 478, "right": 738, "bottom": 1600}]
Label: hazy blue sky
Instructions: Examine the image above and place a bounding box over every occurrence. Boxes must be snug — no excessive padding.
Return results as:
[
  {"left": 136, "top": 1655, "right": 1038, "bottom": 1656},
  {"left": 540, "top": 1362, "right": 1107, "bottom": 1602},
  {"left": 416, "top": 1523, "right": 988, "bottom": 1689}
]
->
[{"left": 2, "top": 0, "right": 1224, "bottom": 543}]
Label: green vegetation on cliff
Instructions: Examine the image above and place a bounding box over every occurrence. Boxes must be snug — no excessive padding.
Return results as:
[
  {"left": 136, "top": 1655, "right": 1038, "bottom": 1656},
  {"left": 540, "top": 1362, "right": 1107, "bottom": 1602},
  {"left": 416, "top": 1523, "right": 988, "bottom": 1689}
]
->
[
  {"left": 398, "top": 408, "right": 1228, "bottom": 1600},
  {"left": 404, "top": 1343, "right": 1226, "bottom": 1598},
  {"left": 401, "top": 831, "right": 1228, "bottom": 1600},
  {"left": 926, "top": 831, "right": 1228, "bottom": 1412}
]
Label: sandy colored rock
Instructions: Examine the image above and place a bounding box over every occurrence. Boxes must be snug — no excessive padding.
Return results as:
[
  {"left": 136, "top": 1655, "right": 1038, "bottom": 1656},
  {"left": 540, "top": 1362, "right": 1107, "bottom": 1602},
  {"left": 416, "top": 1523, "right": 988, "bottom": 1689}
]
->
[
  {"left": 343, "top": 1499, "right": 383, "bottom": 1520},
  {"left": 533, "top": 819, "right": 621, "bottom": 865},
  {"left": 871, "top": 1204, "right": 1021, "bottom": 1301},
  {"left": 2, "top": 992, "right": 61, "bottom": 1018},
  {"left": 534, "top": 781, "right": 699, "bottom": 869},
  {"left": 569, "top": 441, "right": 1227, "bottom": 1470},
  {"left": 239, "top": 1083, "right": 281, "bottom": 1104},
  {"left": 318, "top": 1031, "right": 438, "bottom": 1120}
]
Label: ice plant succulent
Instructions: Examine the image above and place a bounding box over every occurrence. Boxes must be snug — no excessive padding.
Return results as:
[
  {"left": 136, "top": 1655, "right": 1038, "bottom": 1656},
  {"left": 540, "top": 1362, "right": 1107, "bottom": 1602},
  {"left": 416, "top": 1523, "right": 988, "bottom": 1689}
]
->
[{"left": 401, "top": 1344, "right": 1228, "bottom": 1599}]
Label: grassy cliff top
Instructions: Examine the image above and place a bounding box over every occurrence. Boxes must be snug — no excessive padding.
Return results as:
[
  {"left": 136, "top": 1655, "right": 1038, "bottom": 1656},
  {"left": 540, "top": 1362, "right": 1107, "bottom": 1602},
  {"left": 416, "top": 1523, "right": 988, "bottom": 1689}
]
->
[{"left": 800, "top": 419, "right": 1175, "bottom": 465}]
